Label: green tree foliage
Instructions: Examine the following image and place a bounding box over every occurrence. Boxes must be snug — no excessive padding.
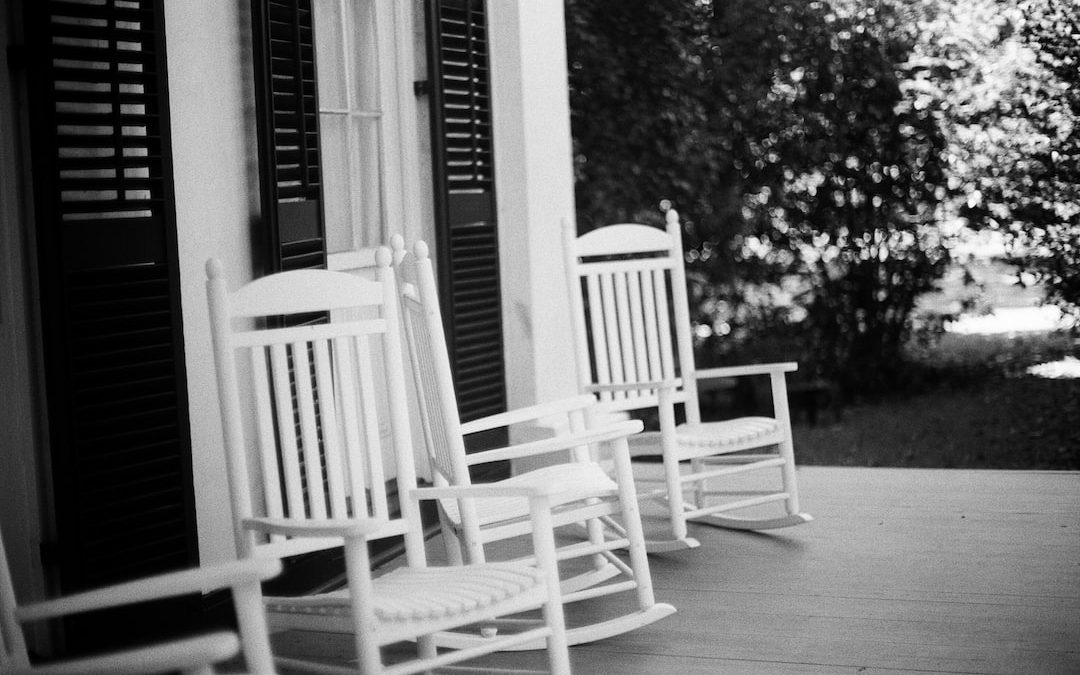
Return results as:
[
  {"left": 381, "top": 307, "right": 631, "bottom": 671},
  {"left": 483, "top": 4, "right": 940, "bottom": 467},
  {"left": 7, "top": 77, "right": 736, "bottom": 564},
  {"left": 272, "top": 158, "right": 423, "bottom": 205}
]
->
[
  {"left": 1017, "top": 0, "right": 1080, "bottom": 314},
  {"left": 566, "top": 0, "right": 1080, "bottom": 395},
  {"left": 567, "top": 0, "right": 952, "bottom": 394},
  {"left": 565, "top": 1, "right": 714, "bottom": 229},
  {"left": 895, "top": 0, "right": 1079, "bottom": 315}
]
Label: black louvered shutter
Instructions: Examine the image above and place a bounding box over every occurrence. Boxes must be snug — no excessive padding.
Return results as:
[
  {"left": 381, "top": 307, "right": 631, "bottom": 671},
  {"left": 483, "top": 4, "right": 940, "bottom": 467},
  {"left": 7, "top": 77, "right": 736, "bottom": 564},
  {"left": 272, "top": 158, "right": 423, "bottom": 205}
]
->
[
  {"left": 251, "top": 0, "right": 327, "bottom": 274},
  {"left": 23, "top": 0, "right": 199, "bottom": 653},
  {"left": 247, "top": 0, "right": 353, "bottom": 592},
  {"left": 426, "top": 0, "right": 508, "bottom": 454}
]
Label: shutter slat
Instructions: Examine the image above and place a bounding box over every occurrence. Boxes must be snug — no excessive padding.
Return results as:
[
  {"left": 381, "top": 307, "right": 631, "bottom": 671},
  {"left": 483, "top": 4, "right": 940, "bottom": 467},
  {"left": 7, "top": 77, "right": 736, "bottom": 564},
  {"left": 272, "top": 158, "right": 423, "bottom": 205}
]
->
[
  {"left": 253, "top": 0, "right": 326, "bottom": 273},
  {"left": 26, "top": 0, "right": 198, "bottom": 654},
  {"left": 428, "top": 0, "right": 507, "bottom": 432}
]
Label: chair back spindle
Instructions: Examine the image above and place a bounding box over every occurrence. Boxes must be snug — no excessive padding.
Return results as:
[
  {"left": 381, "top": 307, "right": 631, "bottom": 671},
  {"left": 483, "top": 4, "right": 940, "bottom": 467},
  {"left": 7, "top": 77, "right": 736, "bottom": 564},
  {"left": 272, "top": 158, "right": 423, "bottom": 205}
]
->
[
  {"left": 207, "top": 252, "right": 426, "bottom": 567},
  {"left": 563, "top": 211, "right": 692, "bottom": 413},
  {"left": 393, "top": 241, "right": 486, "bottom": 553},
  {"left": 395, "top": 242, "right": 474, "bottom": 488},
  {"left": 564, "top": 207, "right": 811, "bottom": 538}
]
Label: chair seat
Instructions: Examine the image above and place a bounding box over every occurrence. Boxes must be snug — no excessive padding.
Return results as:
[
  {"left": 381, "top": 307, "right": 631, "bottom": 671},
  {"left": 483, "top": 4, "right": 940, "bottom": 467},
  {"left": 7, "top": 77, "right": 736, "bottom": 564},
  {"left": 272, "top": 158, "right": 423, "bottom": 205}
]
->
[
  {"left": 267, "top": 562, "right": 544, "bottom": 623},
  {"left": 677, "top": 416, "right": 782, "bottom": 451},
  {"left": 440, "top": 462, "right": 618, "bottom": 528}
]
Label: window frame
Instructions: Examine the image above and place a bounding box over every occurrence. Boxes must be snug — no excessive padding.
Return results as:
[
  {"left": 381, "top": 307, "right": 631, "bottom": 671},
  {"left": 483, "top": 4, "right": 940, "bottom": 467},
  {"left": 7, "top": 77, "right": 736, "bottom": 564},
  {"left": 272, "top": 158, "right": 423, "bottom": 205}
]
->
[{"left": 319, "top": 0, "right": 421, "bottom": 272}]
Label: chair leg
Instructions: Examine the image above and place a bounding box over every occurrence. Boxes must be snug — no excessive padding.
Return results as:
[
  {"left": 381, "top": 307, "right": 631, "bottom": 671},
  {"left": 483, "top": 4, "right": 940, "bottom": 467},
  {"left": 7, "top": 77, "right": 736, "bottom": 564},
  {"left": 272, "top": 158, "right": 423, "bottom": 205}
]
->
[
  {"left": 657, "top": 390, "right": 689, "bottom": 543},
  {"left": 690, "top": 457, "right": 706, "bottom": 509},
  {"left": 232, "top": 578, "right": 275, "bottom": 674},
  {"left": 345, "top": 537, "right": 383, "bottom": 675},
  {"left": 778, "top": 439, "right": 801, "bottom": 515},
  {"left": 441, "top": 516, "right": 464, "bottom": 566},
  {"left": 529, "top": 494, "right": 571, "bottom": 675},
  {"left": 771, "top": 371, "right": 802, "bottom": 515},
  {"left": 417, "top": 634, "right": 437, "bottom": 662},
  {"left": 585, "top": 504, "right": 609, "bottom": 573},
  {"left": 611, "top": 437, "right": 657, "bottom": 610},
  {"left": 544, "top": 602, "right": 572, "bottom": 675},
  {"left": 661, "top": 450, "right": 689, "bottom": 543}
]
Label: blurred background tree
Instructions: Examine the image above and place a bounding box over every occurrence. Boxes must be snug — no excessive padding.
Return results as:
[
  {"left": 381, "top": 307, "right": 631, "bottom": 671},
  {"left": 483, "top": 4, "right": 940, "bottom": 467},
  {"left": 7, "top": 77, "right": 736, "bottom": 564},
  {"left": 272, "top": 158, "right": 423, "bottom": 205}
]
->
[
  {"left": 1015, "top": 0, "right": 1079, "bottom": 314},
  {"left": 566, "top": 0, "right": 1079, "bottom": 398}
]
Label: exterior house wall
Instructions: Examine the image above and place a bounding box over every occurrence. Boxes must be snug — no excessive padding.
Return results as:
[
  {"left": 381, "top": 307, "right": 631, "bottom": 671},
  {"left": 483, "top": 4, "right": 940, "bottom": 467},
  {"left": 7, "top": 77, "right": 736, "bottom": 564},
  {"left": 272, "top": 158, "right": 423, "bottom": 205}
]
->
[{"left": 1, "top": 0, "right": 580, "bottom": 576}]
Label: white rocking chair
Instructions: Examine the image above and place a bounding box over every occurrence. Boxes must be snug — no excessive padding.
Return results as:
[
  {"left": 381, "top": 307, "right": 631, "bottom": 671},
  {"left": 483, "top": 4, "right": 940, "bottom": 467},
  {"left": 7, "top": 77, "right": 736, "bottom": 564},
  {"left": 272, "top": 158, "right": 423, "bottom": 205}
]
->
[
  {"left": 562, "top": 207, "right": 812, "bottom": 548},
  {"left": 391, "top": 238, "right": 675, "bottom": 650},
  {"left": 0, "top": 525, "right": 279, "bottom": 674},
  {"left": 206, "top": 252, "right": 570, "bottom": 674}
]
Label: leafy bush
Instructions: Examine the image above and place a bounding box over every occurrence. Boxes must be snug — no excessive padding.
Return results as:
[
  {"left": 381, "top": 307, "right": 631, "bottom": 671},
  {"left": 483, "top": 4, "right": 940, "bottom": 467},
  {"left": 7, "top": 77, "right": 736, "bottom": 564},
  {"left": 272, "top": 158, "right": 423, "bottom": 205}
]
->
[
  {"left": 567, "top": 0, "right": 950, "bottom": 395},
  {"left": 565, "top": 0, "right": 1079, "bottom": 397}
]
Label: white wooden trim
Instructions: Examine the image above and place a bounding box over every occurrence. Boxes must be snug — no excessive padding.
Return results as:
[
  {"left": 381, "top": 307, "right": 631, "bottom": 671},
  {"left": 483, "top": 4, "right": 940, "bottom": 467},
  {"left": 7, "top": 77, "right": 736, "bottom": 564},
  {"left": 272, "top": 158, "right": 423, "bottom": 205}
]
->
[
  {"left": 232, "top": 319, "right": 388, "bottom": 348},
  {"left": 327, "top": 248, "right": 379, "bottom": 273},
  {"left": 563, "top": 211, "right": 811, "bottom": 539},
  {"left": 576, "top": 224, "right": 674, "bottom": 256}
]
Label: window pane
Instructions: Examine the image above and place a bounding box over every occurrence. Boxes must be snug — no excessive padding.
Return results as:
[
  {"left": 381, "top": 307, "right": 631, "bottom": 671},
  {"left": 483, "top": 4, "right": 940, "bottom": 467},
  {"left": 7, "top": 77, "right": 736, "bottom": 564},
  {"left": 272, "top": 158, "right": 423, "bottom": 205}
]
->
[
  {"left": 354, "top": 115, "right": 382, "bottom": 248},
  {"left": 313, "top": 0, "right": 387, "bottom": 254},
  {"left": 320, "top": 113, "right": 354, "bottom": 253},
  {"left": 351, "top": 0, "right": 380, "bottom": 112},
  {"left": 313, "top": 0, "right": 346, "bottom": 110}
]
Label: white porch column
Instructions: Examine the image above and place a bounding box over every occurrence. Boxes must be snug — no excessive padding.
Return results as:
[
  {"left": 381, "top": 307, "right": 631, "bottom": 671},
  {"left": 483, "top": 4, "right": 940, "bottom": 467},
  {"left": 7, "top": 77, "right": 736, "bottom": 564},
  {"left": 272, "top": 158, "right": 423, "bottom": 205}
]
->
[
  {"left": 166, "top": 0, "right": 259, "bottom": 564},
  {"left": 487, "top": 0, "right": 578, "bottom": 413}
]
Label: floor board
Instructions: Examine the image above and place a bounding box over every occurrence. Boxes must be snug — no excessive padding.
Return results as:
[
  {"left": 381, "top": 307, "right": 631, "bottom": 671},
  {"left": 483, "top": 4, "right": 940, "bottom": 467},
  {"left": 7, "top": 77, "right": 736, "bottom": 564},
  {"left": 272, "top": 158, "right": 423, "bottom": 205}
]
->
[{"left": 275, "top": 467, "right": 1080, "bottom": 673}]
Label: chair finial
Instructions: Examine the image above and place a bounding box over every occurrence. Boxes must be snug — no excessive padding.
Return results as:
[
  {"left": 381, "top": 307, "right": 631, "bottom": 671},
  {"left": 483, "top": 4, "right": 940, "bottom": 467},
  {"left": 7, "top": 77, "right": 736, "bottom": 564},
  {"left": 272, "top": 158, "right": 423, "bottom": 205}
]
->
[
  {"left": 375, "top": 246, "right": 392, "bottom": 268},
  {"left": 414, "top": 240, "right": 430, "bottom": 261},
  {"left": 390, "top": 234, "right": 407, "bottom": 265},
  {"left": 664, "top": 206, "right": 679, "bottom": 228},
  {"left": 206, "top": 258, "right": 224, "bottom": 279}
]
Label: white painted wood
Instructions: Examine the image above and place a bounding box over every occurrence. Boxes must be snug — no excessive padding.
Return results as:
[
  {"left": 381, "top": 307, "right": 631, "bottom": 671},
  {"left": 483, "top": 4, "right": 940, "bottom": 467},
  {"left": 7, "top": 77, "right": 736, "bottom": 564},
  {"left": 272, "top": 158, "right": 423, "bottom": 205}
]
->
[
  {"left": 207, "top": 256, "right": 570, "bottom": 673},
  {"left": 575, "top": 223, "right": 674, "bottom": 256},
  {"left": 563, "top": 208, "right": 812, "bottom": 543},
  {"left": 371, "top": 467, "right": 1080, "bottom": 675},
  {"left": 694, "top": 362, "right": 798, "bottom": 379},
  {"left": 458, "top": 394, "right": 597, "bottom": 436},
  {"left": 224, "top": 267, "right": 385, "bottom": 318},
  {"left": 1, "top": 526, "right": 279, "bottom": 674},
  {"left": 488, "top": 0, "right": 580, "bottom": 415},
  {"left": 315, "top": 0, "right": 412, "bottom": 255},
  {"left": 394, "top": 241, "right": 676, "bottom": 650},
  {"left": 327, "top": 248, "right": 378, "bottom": 274},
  {"left": 313, "top": 339, "right": 348, "bottom": 518}
]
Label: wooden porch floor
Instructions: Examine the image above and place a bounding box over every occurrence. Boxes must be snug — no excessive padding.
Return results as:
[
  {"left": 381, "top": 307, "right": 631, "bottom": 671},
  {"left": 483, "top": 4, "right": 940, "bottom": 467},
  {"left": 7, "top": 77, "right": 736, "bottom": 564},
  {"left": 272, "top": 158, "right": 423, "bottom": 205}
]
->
[{"left": 275, "top": 467, "right": 1080, "bottom": 674}]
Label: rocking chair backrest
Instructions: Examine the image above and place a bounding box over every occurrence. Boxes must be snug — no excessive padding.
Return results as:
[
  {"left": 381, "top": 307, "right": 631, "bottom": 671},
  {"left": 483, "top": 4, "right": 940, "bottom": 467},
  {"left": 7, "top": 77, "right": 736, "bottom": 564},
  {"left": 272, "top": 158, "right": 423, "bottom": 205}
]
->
[
  {"left": 392, "top": 239, "right": 491, "bottom": 547},
  {"left": 206, "top": 252, "right": 426, "bottom": 567},
  {"left": 393, "top": 240, "right": 473, "bottom": 489},
  {"left": 0, "top": 529, "right": 29, "bottom": 668},
  {"left": 563, "top": 209, "right": 701, "bottom": 421}
]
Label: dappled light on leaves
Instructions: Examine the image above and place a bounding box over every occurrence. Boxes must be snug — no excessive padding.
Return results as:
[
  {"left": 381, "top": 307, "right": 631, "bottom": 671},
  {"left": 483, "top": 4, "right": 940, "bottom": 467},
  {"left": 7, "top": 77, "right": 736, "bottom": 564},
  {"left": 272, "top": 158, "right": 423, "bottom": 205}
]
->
[{"left": 566, "top": 0, "right": 1078, "bottom": 397}]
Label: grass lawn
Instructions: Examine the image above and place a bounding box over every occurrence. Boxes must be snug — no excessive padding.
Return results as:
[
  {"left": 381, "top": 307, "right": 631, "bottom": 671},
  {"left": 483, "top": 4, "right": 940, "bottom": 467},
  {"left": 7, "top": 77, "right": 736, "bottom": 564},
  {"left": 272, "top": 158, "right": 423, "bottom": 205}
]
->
[{"left": 792, "top": 330, "right": 1080, "bottom": 470}]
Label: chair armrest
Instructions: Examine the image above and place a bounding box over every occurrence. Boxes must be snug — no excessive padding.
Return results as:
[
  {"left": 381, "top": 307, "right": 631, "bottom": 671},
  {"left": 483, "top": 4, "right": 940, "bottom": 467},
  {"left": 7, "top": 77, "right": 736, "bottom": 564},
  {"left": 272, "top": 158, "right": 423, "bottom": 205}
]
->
[
  {"left": 463, "top": 419, "right": 644, "bottom": 466},
  {"left": 694, "top": 362, "right": 797, "bottom": 380},
  {"left": 7, "top": 632, "right": 242, "bottom": 675},
  {"left": 459, "top": 394, "right": 597, "bottom": 436},
  {"left": 411, "top": 483, "right": 556, "bottom": 501},
  {"left": 243, "top": 516, "right": 387, "bottom": 540},
  {"left": 15, "top": 558, "right": 281, "bottom": 624},
  {"left": 585, "top": 378, "right": 681, "bottom": 395}
]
